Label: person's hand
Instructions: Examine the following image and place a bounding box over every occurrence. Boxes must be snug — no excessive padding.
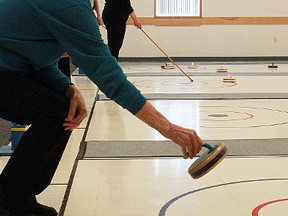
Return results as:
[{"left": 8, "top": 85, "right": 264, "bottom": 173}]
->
[
  {"left": 135, "top": 101, "right": 202, "bottom": 159},
  {"left": 63, "top": 84, "right": 87, "bottom": 130},
  {"left": 133, "top": 18, "right": 142, "bottom": 29},
  {"left": 164, "top": 124, "right": 203, "bottom": 159}
]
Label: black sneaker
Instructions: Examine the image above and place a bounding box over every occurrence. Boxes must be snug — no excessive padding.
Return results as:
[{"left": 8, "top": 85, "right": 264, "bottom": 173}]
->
[{"left": 27, "top": 202, "right": 58, "bottom": 216}]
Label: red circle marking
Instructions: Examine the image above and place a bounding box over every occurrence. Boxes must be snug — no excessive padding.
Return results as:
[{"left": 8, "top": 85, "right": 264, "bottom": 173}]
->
[{"left": 252, "top": 198, "right": 288, "bottom": 216}]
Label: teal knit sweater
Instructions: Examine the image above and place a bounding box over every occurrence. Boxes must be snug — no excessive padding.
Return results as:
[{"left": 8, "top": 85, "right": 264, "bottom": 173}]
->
[{"left": 0, "top": 0, "right": 146, "bottom": 114}]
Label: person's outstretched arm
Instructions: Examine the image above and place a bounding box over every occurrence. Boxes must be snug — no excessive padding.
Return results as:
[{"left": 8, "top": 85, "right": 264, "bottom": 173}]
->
[{"left": 135, "top": 101, "right": 203, "bottom": 159}]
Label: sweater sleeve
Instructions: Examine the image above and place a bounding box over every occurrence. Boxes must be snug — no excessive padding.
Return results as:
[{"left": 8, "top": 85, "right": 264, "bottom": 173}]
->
[
  {"left": 31, "top": 61, "right": 72, "bottom": 94},
  {"left": 28, "top": 3, "right": 145, "bottom": 114}
]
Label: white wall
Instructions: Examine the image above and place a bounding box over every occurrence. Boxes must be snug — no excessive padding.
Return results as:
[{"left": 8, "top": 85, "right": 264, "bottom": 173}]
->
[{"left": 98, "top": 0, "right": 288, "bottom": 58}]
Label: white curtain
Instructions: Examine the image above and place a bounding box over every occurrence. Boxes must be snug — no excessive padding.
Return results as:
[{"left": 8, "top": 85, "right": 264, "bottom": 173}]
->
[{"left": 156, "top": 0, "right": 200, "bottom": 17}]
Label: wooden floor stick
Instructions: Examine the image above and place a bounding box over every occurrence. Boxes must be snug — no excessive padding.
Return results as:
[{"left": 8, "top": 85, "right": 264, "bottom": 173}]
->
[{"left": 140, "top": 28, "right": 193, "bottom": 82}]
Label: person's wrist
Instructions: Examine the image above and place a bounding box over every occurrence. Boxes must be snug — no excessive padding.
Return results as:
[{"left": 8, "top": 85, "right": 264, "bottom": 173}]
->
[
  {"left": 161, "top": 123, "right": 175, "bottom": 139},
  {"left": 63, "top": 83, "right": 74, "bottom": 96}
]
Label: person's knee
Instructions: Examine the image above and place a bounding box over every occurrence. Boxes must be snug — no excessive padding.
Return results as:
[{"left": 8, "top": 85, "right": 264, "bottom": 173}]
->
[{"left": 34, "top": 96, "right": 69, "bottom": 128}]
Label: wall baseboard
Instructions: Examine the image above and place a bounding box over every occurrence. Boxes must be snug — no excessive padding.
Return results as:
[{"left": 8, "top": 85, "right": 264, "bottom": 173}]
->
[
  {"left": 127, "top": 17, "right": 288, "bottom": 26},
  {"left": 119, "top": 56, "right": 288, "bottom": 63}
]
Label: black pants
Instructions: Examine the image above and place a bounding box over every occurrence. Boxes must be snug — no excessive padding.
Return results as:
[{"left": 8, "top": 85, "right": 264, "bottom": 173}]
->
[
  {"left": 102, "top": 11, "right": 128, "bottom": 60},
  {"left": 58, "top": 56, "right": 71, "bottom": 78},
  {"left": 0, "top": 71, "right": 71, "bottom": 214}
]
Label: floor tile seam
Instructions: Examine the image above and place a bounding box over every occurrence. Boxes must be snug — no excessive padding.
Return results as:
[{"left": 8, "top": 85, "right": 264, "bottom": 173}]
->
[{"left": 57, "top": 89, "right": 99, "bottom": 216}]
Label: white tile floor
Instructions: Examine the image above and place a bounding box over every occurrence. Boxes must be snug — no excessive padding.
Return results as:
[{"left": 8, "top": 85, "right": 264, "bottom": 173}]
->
[{"left": 1, "top": 61, "right": 288, "bottom": 216}]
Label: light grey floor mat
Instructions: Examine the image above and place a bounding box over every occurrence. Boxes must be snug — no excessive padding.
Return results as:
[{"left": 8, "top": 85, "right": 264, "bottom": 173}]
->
[{"left": 84, "top": 139, "right": 288, "bottom": 158}]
